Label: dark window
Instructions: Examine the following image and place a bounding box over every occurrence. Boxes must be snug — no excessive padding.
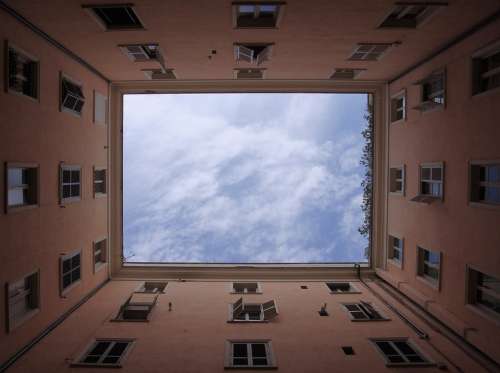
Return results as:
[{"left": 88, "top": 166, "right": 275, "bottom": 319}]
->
[
  {"left": 235, "top": 4, "right": 281, "bottom": 28},
  {"left": 344, "top": 302, "right": 384, "bottom": 320},
  {"left": 7, "top": 271, "right": 39, "bottom": 330},
  {"left": 342, "top": 346, "right": 355, "bottom": 355},
  {"left": 61, "top": 77, "right": 85, "bottom": 115},
  {"left": 60, "top": 165, "right": 81, "bottom": 201},
  {"left": 143, "top": 68, "right": 176, "bottom": 80},
  {"left": 379, "top": 4, "right": 446, "bottom": 28},
  {"left": 390, "top": 94, "right": 405, "bottom": 122},
  {"left": 117, "top": 293, "right": 158, "bottom": 321},
  {"left": 468, "top": 269, "right": 500, "bottom": 316},
  {"left": 94, "top": 239, "right": 107, "bottom": 268},
  {"left": 79, "top": 340, "right": 133, "bottom": 366},
  {"left": 373, "top": 339, "right": 429, "bottom": 365},
  {"left": 233, "top": 282, "right": 259, "bottom": 293},
  {"left": 470, "top": 163, "right": 500, "bottom": 204},
  {"left": 61, "top": 252, "right": 81, "bottom": 292},
  {"left": 230, "top": 342, "right": 272, "bottom": 367},
  {"left": 388, "top": 235, "right": 403, "bottom": 263},
  {"left": 7, "top": 47, "right": 38, "bottom": 99},
  {"left": 473, "top": 47, "right": 500, "bottom": 94},
  {"left": 94, "top": 168, "right": 107, "bottom": 196},
  {"left": 327, "top": 282, "right": 355, "bottom": 293},
  {"left": 7, "top": 165, "right": 38, "bottom": 208},
  {"left": 87, "top": 5, "right": 143, "bottom": 30},
  {"left": 413, "top": 71, "right": 445, "bottom": 111}
]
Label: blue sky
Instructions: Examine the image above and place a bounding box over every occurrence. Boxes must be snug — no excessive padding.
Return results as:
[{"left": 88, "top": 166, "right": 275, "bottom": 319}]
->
[{"left": 123, "top": 93, "right": 369, "bottom": 263}]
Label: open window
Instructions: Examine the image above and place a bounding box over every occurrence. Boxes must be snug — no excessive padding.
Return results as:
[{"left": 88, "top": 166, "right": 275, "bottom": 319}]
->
[
  {"left": 6, "top": 42, "right": 39, "bottom": 99},
  {"left": 60, "top": 74, "right": 85, "bottom": 116},
  {"left": 472, "top": 39, "right": 500, "bottom": 95},
  {"left": 135, "top": 281, "right": 167, "bottom": 293},
  {"left": 411, "top": 163, "right": 443, "bottom": 203},
  {"left": 114, "top": 293, "right": 158, "bottom": 321},
  {"left": 326, "top": 282, "right": 361, "bottom": 294},
  {"left": 349, "top": 43, "right": 394, "bottom": 61},
  {"left": 372, "top": 338, "right": 433, "bottom": 366},
  {"left": 469, "top": 161, "right": 500, "bottom": 206},
  {"left": 6, "top": 163, "right": 38, "bottom": 212},
  {"left": 343, "top": 301, "right": 388, "bottom": 321},
  {"left": 230, "top": 298, "right": 278, "bottom": 322},
  {"left": 83, "top": 4, "right": 144, "bottom": 30},
  {"left": 413, "top": 70, "right": 446, "bottom": 111},
  {"left": 6, "top": 270, "right": 39, "bottom": 332},
  {"left": 233, "top": 3, "right": 284, "bottom": 28},
  {"left": 74, "top": 339, "right": 135, "bottom": 367},
  {"left": 379, "top": 2, "right": 447, "bottom": 28},
  {"left": 234, "top": 44, "right": 273, "bottom": 65},
  {"left": 388, "top": 235, "right": 403, "bottom": 266},
  {"left": 225, "top": 340, "right": 276, "bottom": 368}
]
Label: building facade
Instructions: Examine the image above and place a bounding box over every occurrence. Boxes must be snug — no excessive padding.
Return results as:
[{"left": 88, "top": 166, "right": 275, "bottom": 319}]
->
[{"left": 0, "top": 0, "right": 499, "bottom": 372}]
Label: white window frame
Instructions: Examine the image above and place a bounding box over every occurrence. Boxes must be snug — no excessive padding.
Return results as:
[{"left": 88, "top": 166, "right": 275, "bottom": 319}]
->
[
  {"left": 60, "top": 72, "right": 85, "bottom": 117},
  {"left": 60, "top": 250, "right": 82, "bottom": 296},
  {"left": 371, "top": 338, "right": 434, "bottom": 367},
  {"left": 466, "top": 265, "right": 500, "bottom": 320},
  {"left": 416, "top": 246, "right": 441, "bottom": 289},
  {"left": 73, "top": 339, "right": 135, "bottom": 367},
  {"left": 411, "top": 162, "right": 444, "bottom": 203},
  {"left": 135, "top": 281, "right": 167, "bottom": 294},
  {"left": 326, "top": 282, "right": 361, "bottom": 294},
  {"left": 348, "top": 43, "right": 393, "bottom": 61},
  {"left": 225, "top": 340, "right": 277, "bottom": 368},
  {"left": 93, "top": 238, "right": 107, "bottom": 272},
  {"left": 60, "top": 163, "right": 82, "bottom": 204},
  {"left": 231, "top": 282, "right": 262, "bottom": 294},
  {"left": 390, "top": 90, "right": 406, "bottom": 123},
  {"left": 342, "top": 301, "right": 389, "bottom": 321},
  {"left": 5, "top": 162, "right": 39, "bottom": 213},
  {"left": 388, "top": 235, "right": 404, "bottom": 267},
  {"left": 5, "top": 41, "right": 40, "bottom": 101},
  {"left": 232, "top": 2, "right": 285, "bottom": 29},
  {"left": 93, "top": 166, "right": 107, "bottom": 198},
  {"left": 472, "top": 39, "right": 500, "bottom": 96},
  {"left": 469, "top": 160, "right": 500, "bottom": 208},
  {"left": 228, "top": 298, "right": 278, "bottom": 322},
  {"left": 413, "top": 69, "right": 446, "bottom": 112},
  {"left": 389, "top": 165, "right": 405, "bottom": 195},
  {"left": 6, "top": 269, "right": 40, "bottom": 332}
]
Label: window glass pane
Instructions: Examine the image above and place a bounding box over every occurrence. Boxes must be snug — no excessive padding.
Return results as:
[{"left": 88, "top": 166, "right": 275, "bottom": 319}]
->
[
  {"left": 8, "top": 188, "right": 25, "bottom": 206},
  {"left": 63, "top": 185, "right": 71, "bottom": 198},
  {"left": 253, "top": 357, "right": 268, "bottom": 365},
  {"left": 421, "top": 167, "right": 430, "bottom": 180},
  {"left": 71, "top": 170, "right": 80, "bottom": 183},
  {"left": 427, "top": 251, "right": 440, "bottom": 265},
  {"left": 345, "top": 304, "right": 360, "bottom": 312},
  {"left": 351, "top": 311, "right": 367, "bottom": 319},
  {"left": 63, "top": 170, "right": 71, "bottom": 183},
  {"left": 377, "top": 341, "right": 398, "bottom": 356},
  {"left": 239, "top": 5, "right": 255, "bottom": 13},
  {"left": 71, "top": 268, "right": 81, "bottom": 282},
  {"left": 431, "top": 167, "right": 442, "bottom": 181},
  {"left": 485, "top": 187, "right": 500, "bottom": 203},
  {"left": 424, "top": 264, "right": 438, "bottom": 279},
  {"left": 477, "top": 290, "right": 500, "bottom": 314},
  {"left": 259, "top": 5, "right": 277, "bottom": 13},
  {"left": 63, "top": 273, "right": 72, "bottom": 288},
  {"left": 72, "top": 254, "right": 81, "bottom": 268},
  {"left": 233, "top": 344, "right": 248, "bottom": 358},
  {"left": 8, "top": 168, "right": 23, "bottom": 187},
  {"left": 387, "top": 355, "right": 405, "bottom": 363},
  {"left": 90, "top": 341, "right": 110, "bottom": 356},
  {"left": 108, "top": 342, "right": 128, "bottom": 357},
  {"left": 83, "top": 355, "right": 100, "bottom": 364},
  {"left": 233, "top": 358, "right": 248, "bottom": 365},
  {"left": 71, "top": 184, "right": 80, "bottom": 197},
  {"left": 407, "top": 355, "right": 425, "bottom": 363},
  {"left": 394, "top": 341, "right": 416, "bottom": 356},
  {"left": 62, "top": 258, "right": 71, "bottom": 273},
  {"left": 251, "top": 343, "right": 267, "bottom": 357},
  {"left": 102, "top": 356, "right": 119, "bottom": 364}
]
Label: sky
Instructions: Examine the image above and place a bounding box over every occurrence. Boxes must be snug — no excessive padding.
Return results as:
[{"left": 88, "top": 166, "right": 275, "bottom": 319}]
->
[{"left": 123, "top": 93, "right": 370, "bottom": 263}]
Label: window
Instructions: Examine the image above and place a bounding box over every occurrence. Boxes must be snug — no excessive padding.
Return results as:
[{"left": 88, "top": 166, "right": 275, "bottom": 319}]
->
[
  {"left": 230, "top": 298, "right": 278, "bottom": 322},
  {"left": 60, "top": 75, "right": 85, "bottom": 116},
  {"left": 234, "top": 44, "right": 273, "bottom": 65},
  {"left": 389, "top": 166, "right": 405, "bottom": 194},
  {"left": 413, "top": 70, "right": 445, "bottom": 111},
  {"left": 472, "top": 40, "right": 500, "bottom": 94},
  {"left": 342, "top": 346, "right": 355, "bottom": 355},
  {"left": 93, "top": 91, "right": 108, "bottom": 125},
  {"left": 60, "top": 164, "right": 81, "bottom": 203},
  {"left": 372, "top": 339, "right": 432, "bottom": 366},
  {"left": 7, "top": 270, "right": 39, "bottom": 331},
  {"left": 468, "top": 268, "right": 500, "bottom": 317},
  {"left": 470, "top": 162, "right": 500, "bottom": 205},
  {"left": 6, "top": 43, "right": 39, "bottom": 99},
  {"left": 233, "top": 3, "right": 283, "bottom": 28},
  {"left": 348, "top": 43, "right": 393, "bottom": 61},
  {"left": 75, "top": 339, "right": 134, "bottom": 367},
  {"left": 388, "top": 235, "right": 403, "bottom": 265},
  {"left": 232, "top": 282, "right": 261, "bottom": 294},
  {"left": 142, "top": 68, "right": 176, "bottom": 80},
  {"left": 379, "top": 3, "right": 447, "bottom": 28},
  {"left": 93, "top": 239, "right": 107, "bottom": 271},
  {"left": 326, "top": 282, "right": 360, "bottom": 294},
  {"left": 135, "top": 282, "right": 167, "bottom": 293},
  {"left": 115, "top": 293, "right": 158, "bottom": 321},
  {"left": 343, "top": 302, "right": 387, "bottom": 321},
  {"left": 6, "top": 163, "right": 38, "bottom": 211},
  {"left": 411, "top": 163, "right": 443, "bottom": 203},
  {"left": 60, "top": 251, "right": 81, "bottom": 294},
  {"left": 390, "top": 91, "right": 406, "bottom": 122},
  {"left": 330, "top": 68, "right": 366, "bottom": 80},
  {"left": 234, "top": 68, "right": 265, "bottom": 79},
  {"left": 83, "top": 4, "right": 143, "bottom": 30},
  {"left": 93, "top": 167, "right": 107, "bottom": 197},
  {"left": 417, "top": 247, "right": 440, "bottom": 286},
  {"left": 225, "top": 340, "right": 276, "bottom": 368}
]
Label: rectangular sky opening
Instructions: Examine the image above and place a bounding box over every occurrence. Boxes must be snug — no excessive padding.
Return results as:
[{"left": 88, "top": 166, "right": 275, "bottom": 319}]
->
[{"left": 123, "top": 93, "right": 372, "bottom": 263}]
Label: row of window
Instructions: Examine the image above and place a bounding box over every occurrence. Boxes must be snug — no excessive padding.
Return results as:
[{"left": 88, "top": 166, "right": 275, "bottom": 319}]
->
[
  {"left": 72, "top": 337, "right": 432, "bottom": 368},
  {"left": 6, "top": 239, "right": 107, "bottom": 332},
  {"left": 387, "top": 237, "right": 500, "bottom": 318},
  {"left": 389, "top": 161, "right": 500, "bottom": 205},
  {"left": 6, "top": 41, "right": 108, "bottom": 120},
  {"left": 5, "top": 163, "right": 107, "bottom": 212},
  {"left": 390, "top": 38, "right": 500, "bottom": 121}
]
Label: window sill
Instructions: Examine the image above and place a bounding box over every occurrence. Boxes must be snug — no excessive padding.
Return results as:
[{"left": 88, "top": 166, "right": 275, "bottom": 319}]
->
[
  {"left": 94, "top": 193, "right": 107, "bottom": 199},
  {"left": 6, "top": 204, "right": 39, "bottom": 214},
  {"left": 94, "top": 262, "right": 107, "bottom": 273},
  {"left": 60, "top": 197, "right": 81, "bottom": 205},
  {"left": 7, "top": 88, "right": 39, "bottom": 103},
  {"left": 468, "top": 202, "right": 500, "bottom": 210},
  {"left": 471, "top": 85, "right": 500, "bottom": 99},
  {"left": 330, "top": 291, "right": 362, "bottom": 295},
  {"left": 7, "top": 308, "right": 40, "bottom": 333},
  {"left": 389, "top": 192, "right": 405, "bottom": 197},
  {"left": 228, "top": 320, "right": 268, "bottom": 323},
  {"left": 61, "top": 107, "right": 83, "bottom": 119},
  {"left": 225, "top": 366, "right": 277, "bottom": 370},
  {"left": 416, "top": 275, "right": 440, "bottom": 291},
  {"left": 387, "top": 259, "right": 403, "bottom": 269},
  {"left": 351, "top": 318, "right": 390, "bottom": 322},
  {"left": 465, "top": 304, "right": 500, "bottom": 326},
  {"left": 61, "top": 280, "right": 82, "bottom": 297}
]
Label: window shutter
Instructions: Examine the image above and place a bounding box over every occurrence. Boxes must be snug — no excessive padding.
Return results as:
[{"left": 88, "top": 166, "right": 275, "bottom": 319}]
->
[
  {"left": 236, "top": 45, "right": 254, "bottom": 63},
  {"left": 262, "top": 300, "right": 278, "bottom": 320},
  {"left": 232, "top": 297, "right": 244, "bottom": 319},
  {"left": 256, "top": 45, "right": 271, "bottom": 65},
  {"left": 360, "top": 301, "right": 382, "bottom": 319}
]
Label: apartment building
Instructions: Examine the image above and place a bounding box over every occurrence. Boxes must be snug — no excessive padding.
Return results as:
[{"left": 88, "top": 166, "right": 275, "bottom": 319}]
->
[{"left": 0, "top": 0, "right": 499, "bottom": 372}]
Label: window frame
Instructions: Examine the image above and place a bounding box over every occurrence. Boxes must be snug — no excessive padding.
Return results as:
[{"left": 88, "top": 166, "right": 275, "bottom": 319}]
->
[
  {"left": 471, "top": 39, "right": 500, "bottom": 96},
  {"left": 234, "top": 43, "right": 274, "bottom": 65},
  {"left": 4, "top": 41, "right": 40, "bottom": 101},
  {"left": 228, "top": 298, "right": 278, "bottom": 323},
  {"left": 389, "top": 165, "right": 405, "bottom": 195},
  {"left": 413, "top": 69, "right": 446, "bottom": 112},
  {"left": 411, "top": 162, "right": 444, "bottom": 203},
  {"left": 326, "top": 282, "right": 361, "bottom": 294},
  {"left": 59, "top": 163, "right": 82, "bottom": 204},
  {"left": 60, "top": 250, "right": 82, "bottom": 296},
  {"left": 342, "top": 301, "right": 389, "bottom": 321},
  {"left": 93, "top": 238, "right": 108, "bottom": 273},
  {"left": 231, "top": 282, "right": 262, "bottom": 294},
  {"left": 82, "top": 3, "right": 144, "bottom": 31},
  {"left": 378, "top": 3, "right": 447, "bottom": 29},
  {"left": 466, "top": 265, "right": 500, "bottom": 320},
  {"left": 390, "top": 89, "right": 406, "bottom": 123},
  {"left": 370, "top": 338, "right": 434, "bottom": 367},
  {"left": 5, "top": 162, "right": 39, "bottom": 213},
  {"left": 112, "top": 293, "right": 159, "bottom": 322},
  {"left": 330, "top": 68, "right": 366, "bottom": 80},
  {"left": 60, "top": 72, "right": 85, "bottom": 117},
  {"left": 72, "top": 338, "right": 135, "bottom": 367},
  {"left": 225, "top": 339, "right": 277, "bottom": 369},
  {"left": 416, "top": 246, "right": 441, "bottom": 289},
  {"left": 468, "top": 160, "right": 500, "bottom": 209},
  {"left": 6, "top": 269, "right": 40, "bottom": 332},
  {"left": 388, "top": 235, "right": 404, "bottom": 268},
  {"left": 93, "top": 166, "right": 107, "bottom": 198},
  {"left": 232, "top": 2, "right": 286, "bottom": 29}
]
